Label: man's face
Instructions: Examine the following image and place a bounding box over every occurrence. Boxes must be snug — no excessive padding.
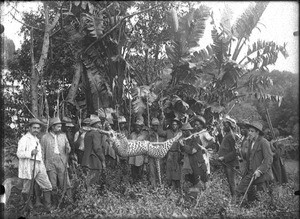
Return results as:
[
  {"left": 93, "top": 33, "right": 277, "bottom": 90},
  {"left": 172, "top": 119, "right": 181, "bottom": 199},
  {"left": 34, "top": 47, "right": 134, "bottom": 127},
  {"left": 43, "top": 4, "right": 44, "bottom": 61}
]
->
[
  {"left": 193, "top": 121, "right": 203, "bottom": 131},
  {"left": 120, "top": 123, "right": 126, "bottom": 130},
  {"left": 182, "top": 129, "right": 190, "bottom": 137},
  {"left": 29, "top": 124, "right": 41, "bottom": 136},
  {"left": 171, "top": 122, "right": 179, "bottom": 131},
  {"left": 135, "top": 125, "right": 142, "bottom": 133},
  {"left": 52, "top": 124, "right": 62, "bottom": 134},
  {"left": 94, "top": 122, "right": 102, "bottom": 129},
  {"left": 152, "top": 124, "right": 158, "bottom": 132},
  {"left": 248, "top": 127, "right": 259, "bottom": 140},
  {"left": 223, "top": 122, "right": 231, "bottom": 133},
  {"left": 240, "top": 127, "right": 248, "bottom": 136}
]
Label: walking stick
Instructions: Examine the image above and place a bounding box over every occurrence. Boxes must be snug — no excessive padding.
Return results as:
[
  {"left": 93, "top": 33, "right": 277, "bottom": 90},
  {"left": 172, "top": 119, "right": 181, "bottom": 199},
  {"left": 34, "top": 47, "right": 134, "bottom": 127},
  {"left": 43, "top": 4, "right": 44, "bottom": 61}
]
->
[
  {"left": 239, "top": 174, "right": 255, "bottom": 207},
  {"left": 20, "top": 142, "right": 38, "bottom": 214}
]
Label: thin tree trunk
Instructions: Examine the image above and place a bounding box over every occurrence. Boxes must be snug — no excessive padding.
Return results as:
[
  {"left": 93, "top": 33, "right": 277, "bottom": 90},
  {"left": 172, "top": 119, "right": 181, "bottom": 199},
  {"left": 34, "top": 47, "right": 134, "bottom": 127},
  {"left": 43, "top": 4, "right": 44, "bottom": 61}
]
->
[
  {"left": 65, "top": 60, "right": 82, "bottom": 105},
  {"left": 30, "top": 27, "right": 39, "bottom": 117}
]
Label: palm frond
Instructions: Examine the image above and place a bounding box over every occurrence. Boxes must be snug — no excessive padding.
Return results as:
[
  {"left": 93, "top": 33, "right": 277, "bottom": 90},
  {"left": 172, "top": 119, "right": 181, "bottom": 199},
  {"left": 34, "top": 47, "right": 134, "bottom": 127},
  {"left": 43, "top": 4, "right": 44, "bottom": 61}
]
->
[{"left": 232, "top": 2, "right": 269, "bottom": 39}]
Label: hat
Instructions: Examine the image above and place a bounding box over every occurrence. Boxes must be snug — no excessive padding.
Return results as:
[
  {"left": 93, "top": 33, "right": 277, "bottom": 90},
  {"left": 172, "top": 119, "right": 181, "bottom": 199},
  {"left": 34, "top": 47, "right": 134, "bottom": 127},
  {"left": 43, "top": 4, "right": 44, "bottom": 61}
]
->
[
  {"left": 181, "top": 123, "right": 193, "bottom": 130},
  {"left": 246, "top": 121, "right": 264, "bottom": 135},
  {"left": 135, "top": 119, "right": 144, "bottom": 126},
  {"left": 49, "top": 117, "right": 62, "bottom": 127},
  {"left": 118, "top": 116, "right": 127, "bottom": 123},
  {"left": 90, "top": 117, "right": 101, "bottom": 126},
  {"left": 223, "top": 115, "right": 236, "bottom": 129},
  {"left": 82, "top": 118, "right": 91, "bottom": 125},
  {"left": 62, "top": 117, "right": 74, "bottom": 127},
  {"left": 237, "top": 119, "right": 250, "bottom": 127},
  {"left": 39, "top": 118, "right": 48, "bottom": 126},
  {"left": 192, "top": 115, "right": 206, "bottom": 125},
  {"left": 28, "top": 118, "right": 44, "bottom": 126},
  {"left": 171, "top": 118, "right": 182, "bottom": 127},
  {"left": 151, "top": 118, "right": 160, "bottom": 125}
]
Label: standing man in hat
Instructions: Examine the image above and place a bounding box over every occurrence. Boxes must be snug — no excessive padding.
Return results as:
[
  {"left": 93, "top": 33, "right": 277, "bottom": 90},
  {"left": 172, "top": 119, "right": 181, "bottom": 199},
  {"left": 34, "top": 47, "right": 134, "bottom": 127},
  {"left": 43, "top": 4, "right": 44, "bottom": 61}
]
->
[
  {"left": 128, "top": 119, "right": 149, "bottom": 183},
  {"left": 180, "top": 122, "right": 207, "bottom": 192},
  {"left": 148, "top": 118, "right": 165, "bottom": 188},
  {"left": 82, "top": 117, "right": 106, "bottom": 189},
  {"left": 74, "top": 118, "right": 91, "bottom": 165},
  {"left": 118, "top": 116, "right": 129, "bottom": 137},
  {"left": 158, "top": 118, "right": 182, "bottom": 190},
  {"left": 191, "top": 115, "right": 214, "bottom": 148},
  {"left": 235, "top": 121, "right": 273, "bottom": 205},
  {"left": 236, "top": 120, "right": 251, "bottom": 176},
  {"left": 17, "top": 118, "right": 53, "bottom": 211},
  {"left": 218, "top": 116, "right": 239, "bottom": 201},
  {"left": 41, "top": 117, "right": 72, "bottom": 205}
]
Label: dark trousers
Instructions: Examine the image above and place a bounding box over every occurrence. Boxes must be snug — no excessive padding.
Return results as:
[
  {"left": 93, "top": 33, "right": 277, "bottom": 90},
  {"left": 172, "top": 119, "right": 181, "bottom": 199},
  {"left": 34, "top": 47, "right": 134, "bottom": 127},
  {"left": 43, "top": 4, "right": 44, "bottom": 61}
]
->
[
  {"left": 131, "top": 165, "right": 143, "bottom": 182},
  {"left": 223, "top": 165, "right": 236, "bottom": 196},
  {"left": 236, "top": 172, "right": 267, "bottom": 202}
]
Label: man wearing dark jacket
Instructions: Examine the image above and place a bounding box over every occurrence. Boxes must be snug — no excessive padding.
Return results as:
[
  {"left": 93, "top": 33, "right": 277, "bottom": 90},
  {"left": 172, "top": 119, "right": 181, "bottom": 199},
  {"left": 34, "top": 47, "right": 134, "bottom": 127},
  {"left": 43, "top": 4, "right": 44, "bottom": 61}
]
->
[
  {"left": 235, "top": 121, "right": 273, "bottom": 205},
  {"left": 180, "top": 123, "right": 208, "bottom": 192},
  {"left": 218, "top": 116, "right": 239, "bottom": 200},
  {"left": 82, "top": 117, "right": 106, "bottom": 189}
]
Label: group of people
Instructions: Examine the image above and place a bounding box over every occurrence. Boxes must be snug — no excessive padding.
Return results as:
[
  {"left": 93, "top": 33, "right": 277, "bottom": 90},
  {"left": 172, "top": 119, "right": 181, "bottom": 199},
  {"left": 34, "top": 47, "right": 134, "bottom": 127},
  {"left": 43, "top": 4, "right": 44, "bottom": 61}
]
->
[{"left": 16, "top": 112, "right": 287, "bottom": 212}]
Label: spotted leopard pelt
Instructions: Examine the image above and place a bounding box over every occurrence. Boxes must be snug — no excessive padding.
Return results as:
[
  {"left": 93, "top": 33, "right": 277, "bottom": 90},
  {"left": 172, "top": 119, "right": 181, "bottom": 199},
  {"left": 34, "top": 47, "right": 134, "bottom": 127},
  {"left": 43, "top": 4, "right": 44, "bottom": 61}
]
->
[{"left": 99, "top": 129, "right": 182, "bottom": 158}]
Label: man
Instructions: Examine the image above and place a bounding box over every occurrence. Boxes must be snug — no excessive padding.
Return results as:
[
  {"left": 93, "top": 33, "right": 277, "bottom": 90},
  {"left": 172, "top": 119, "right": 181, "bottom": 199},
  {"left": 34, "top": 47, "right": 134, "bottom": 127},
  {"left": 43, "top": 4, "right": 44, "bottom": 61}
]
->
[
  {"left": 191, "top": 115, "right": 214, "bottom": 148},
  {"left": 148, "top": 118, "right": 165, "bottom": 188},
  {"left": 74, "top": 118, "right": 91, "bottom": 165},
  {"left": 180, "top": 122, "right": 207, "bottom": 192},
  {"left": 17, "top": 118, "right": 52, "bottom": 211},
  {"left": 82, "top": 117, "right": 106, "bottom": 189},
  {"left": 62, "top": 117, "right": 75, "bottom": 155},
  {"left": 237, "top": 120, "right": 251, "bottom": 176},
  {"left": 218, "top": 116, "right": 239, "bottom": 200},
  {"left": 128, "top": 119, "right": 148, "bottom": 183},
  {"left": 118, "top": 116, "right": 129, "bottom": 137},
  {"left": 41, "top": 117, "right": 72, "bottom": 205},
  {"left": 103, "top": 118, "right": 119, "bottom": 169},
  {"left": 264, "top": 128, "right": 288, "bottom": 185},
  {"left": 158, "top": 118, "right": 182, "bottom": 190},
  {"left": 235, "top": 121, "right": 274, "bottom": 206}
]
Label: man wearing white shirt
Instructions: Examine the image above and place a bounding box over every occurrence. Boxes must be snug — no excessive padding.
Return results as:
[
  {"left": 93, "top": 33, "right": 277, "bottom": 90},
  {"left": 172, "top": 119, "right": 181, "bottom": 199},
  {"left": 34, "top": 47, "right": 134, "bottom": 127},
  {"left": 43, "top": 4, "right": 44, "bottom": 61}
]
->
[{"left": 17, "top": 118, "right": 53, "bottom": 211}]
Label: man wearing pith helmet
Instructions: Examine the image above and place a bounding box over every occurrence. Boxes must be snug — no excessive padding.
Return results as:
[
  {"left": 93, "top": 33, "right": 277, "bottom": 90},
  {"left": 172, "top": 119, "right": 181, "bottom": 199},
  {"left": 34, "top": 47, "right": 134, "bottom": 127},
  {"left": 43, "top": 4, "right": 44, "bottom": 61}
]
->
[
  {"left": 17, "top": 118, "right": 53, "bottom": 211},
  {"left": 218, "top": 115, "right": 239, "bottom": 202},
  {"left": 40, "top": 117, "right": 72, "bottom": 206},
  {"left": 235, "top": 120, "right": 273, "bottom": 206}
]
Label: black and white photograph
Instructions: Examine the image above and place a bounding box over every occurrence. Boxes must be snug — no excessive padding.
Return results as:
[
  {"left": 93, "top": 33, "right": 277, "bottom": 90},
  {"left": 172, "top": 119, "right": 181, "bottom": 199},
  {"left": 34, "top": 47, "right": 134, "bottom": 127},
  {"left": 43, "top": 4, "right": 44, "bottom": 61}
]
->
[{"left": 1, "top": 1, "right": 299, "bottom": 218}]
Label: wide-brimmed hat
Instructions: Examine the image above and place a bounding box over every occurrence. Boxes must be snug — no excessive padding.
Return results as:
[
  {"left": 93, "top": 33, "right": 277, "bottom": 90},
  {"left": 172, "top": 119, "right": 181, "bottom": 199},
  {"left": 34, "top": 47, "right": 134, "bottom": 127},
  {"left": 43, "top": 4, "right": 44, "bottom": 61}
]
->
[
  {"left": 118, "top": 116, "right": 127, "bottom": 123},
  {"left": 90, "top": 117, "right": 101, "bottom": 126},
  {"left": 192, "top": 115, "right": 206, "bottom": 125},
  {"left": 28, "top": 118, "right": 44, "bottom": 126},
  {"left": 246, "top": 121, "right": 264, "bottom": 135},
  {"left": 223, "top": 115, "right": 236, "bottom": 129},
  {"left": 237, "top": 119, "right": 250, "bottom": 128},
  {"left": 171, "top": 117, "right": 182, "bottom": 127},
  {"left": 62, "top": 117, "right": 74, "bottom": 127},
  {"left": 181, "top": 122, "right": 193, "bottom": 130},
  {"left": 151, "top": 118, "right": 160, "bottom": 125},
  {"left": 49, "top": 117, "right": 62, "bottom": 127},
  {"left": 82, "top": 118, "right": 91, "bottom": 125}
]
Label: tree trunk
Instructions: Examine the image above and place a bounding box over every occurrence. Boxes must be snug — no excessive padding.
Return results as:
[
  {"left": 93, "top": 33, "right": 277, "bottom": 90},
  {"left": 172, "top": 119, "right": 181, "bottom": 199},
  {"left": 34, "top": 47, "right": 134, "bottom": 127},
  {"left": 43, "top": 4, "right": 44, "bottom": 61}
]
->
[
  {"left": 65, "top": 60, "right": 82, "bottom": 105},
  {"left": 30, "top": 27, "right": 39, "bottom": 117}
]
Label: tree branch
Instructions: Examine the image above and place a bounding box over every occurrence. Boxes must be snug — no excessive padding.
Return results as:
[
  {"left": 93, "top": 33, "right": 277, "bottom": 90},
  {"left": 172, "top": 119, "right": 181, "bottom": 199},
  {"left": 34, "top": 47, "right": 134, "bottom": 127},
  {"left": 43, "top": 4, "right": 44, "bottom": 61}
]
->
[
  {"left": 9, "top": 12, "right": 43, "bottom": 31},
  {"left": 84, "top": 3, "right": 163, "bottom": 54}
]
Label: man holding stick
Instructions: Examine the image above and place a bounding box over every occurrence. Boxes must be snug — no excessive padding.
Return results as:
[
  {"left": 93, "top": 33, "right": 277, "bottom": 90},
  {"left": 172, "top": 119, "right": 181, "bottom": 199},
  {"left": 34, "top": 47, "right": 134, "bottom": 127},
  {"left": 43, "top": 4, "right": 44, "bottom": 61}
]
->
[
  {"left": 235, "top": 121, "right": 273, "bottom": 206},
  {"left": 41, "top": 117, "right": 72, "bottom": 207},
  {"left": 17, "top": 118, "right": 53, "bottom": 211}
]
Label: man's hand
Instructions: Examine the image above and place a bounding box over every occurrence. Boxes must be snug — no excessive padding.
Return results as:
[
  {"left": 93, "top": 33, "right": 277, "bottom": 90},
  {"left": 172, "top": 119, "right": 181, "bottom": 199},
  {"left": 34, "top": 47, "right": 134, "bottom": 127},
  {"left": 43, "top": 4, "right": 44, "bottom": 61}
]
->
[
  {"left": 102, "top": 162, "right": 106, "bottom": 170},
  {"left": 31, "top": 149, "right": 38, "bottom": 156},
  {"left": 218, "top": 156, "right": 224, "bottom": 161},
  {"left": 192, "top": 148, "right": 197, "bottom": 154},
  {"left": 253, "top": 170, "right": 262, "bottom": 179}
]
